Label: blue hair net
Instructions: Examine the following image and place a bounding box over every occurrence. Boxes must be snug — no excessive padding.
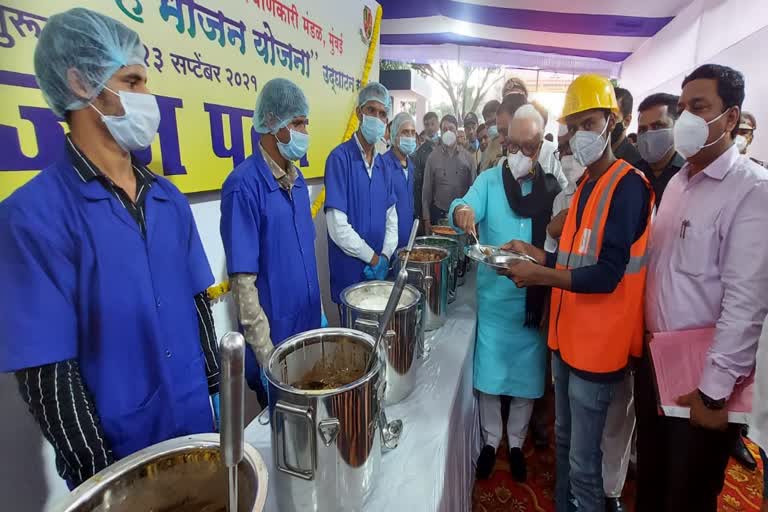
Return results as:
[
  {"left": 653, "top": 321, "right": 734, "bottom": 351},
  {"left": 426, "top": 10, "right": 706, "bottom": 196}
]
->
[
  {"left": 391, "top": 112, "right": 415, "bottom": 139},
  {"left": 253, "top": 78, "right": 309, "bottom": 134},
  {"left": 33, "top": 8, "right": 145, "bottom": 117},
  {"left": 358, "top": 82, "right": 390, "bottom": 114}
]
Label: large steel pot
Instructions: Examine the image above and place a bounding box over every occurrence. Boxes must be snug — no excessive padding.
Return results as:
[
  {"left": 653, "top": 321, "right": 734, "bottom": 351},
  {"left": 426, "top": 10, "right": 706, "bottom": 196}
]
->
[
  {"left": 431, "top": 224, "right": 469, "bottom": 286},
  {"left": 48, "top": 433, "right": 268, "bottom": 512},
  {"left": 265, "top": 328, "right": 402, "bottom": 512},
  {"left": 396, "top": 246, "right": 450, "bottom": 331},
  {"left": 415, "top": 235, "right": 459, "bottom": 303},
  {"left": 340, "top": 280, "right": 422, "bottom": 404}
]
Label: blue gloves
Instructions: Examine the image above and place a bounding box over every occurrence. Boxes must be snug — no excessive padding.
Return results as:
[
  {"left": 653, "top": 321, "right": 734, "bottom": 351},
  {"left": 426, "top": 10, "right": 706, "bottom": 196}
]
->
[
  {"left": 321, "top": 312, "right": 329, "bottom": 328},
  {"left": 364, "top": 255, "right": 389, "bottom": 280},
  {"left": 374, "top": 256, "right": 389, "bottom": 280},
  {"left": 211, "top": 393, "right": 221, "bottom": 430}
]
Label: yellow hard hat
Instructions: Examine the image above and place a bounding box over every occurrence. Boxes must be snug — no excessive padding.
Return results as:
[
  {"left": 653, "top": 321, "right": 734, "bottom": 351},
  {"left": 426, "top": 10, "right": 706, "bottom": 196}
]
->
[{"left": 559, "top": 74, "right": 620, "bottom": 122}]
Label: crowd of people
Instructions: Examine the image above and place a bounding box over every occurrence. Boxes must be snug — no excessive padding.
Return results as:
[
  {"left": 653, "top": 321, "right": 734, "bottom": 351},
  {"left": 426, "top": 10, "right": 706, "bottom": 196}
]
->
[{"left": 1, "top": 8, "right": 768, "bottom": 512}]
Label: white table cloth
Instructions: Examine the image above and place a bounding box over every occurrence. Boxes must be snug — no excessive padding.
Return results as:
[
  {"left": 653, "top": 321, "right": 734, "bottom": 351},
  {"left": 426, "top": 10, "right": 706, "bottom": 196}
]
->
[{"left": 245, "top": 277, "right": 481, "bottom": 511}]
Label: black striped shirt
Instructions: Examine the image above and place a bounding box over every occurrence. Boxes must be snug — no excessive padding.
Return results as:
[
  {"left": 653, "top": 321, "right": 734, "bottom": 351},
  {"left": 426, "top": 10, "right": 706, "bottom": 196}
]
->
[{"left": 14, "top": 137, "right": 220, "bottom": 487}]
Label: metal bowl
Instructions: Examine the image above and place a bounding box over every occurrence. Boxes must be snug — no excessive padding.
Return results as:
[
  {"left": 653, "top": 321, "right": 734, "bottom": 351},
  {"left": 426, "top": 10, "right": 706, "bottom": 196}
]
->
[
  {"left": 48, "top": 434, "right": 268, "bottom": 512},
  {"left": 485, "top": 253, "right": 527, "bottom": 269}
]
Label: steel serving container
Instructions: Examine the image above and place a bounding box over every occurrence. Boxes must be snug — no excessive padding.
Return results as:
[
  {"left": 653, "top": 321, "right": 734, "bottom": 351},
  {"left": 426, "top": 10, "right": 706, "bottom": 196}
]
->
[
  {"left": 265, "top": 328, "right": 402, "bottom": 512},
  {"left": 49, "top": 433, "right": 268, "bottom": 512},
  {"left": 414, "top": 235, "right": 459, "bottom": 303},
  {"left": 340, "top": 280, "right": 422, "bottom": 403},
  {"left": 431, "top": 223, "right": 469, "bottom": 285},
  {"left": 396, "top": 246, "right": 450, "bottom": 331}
]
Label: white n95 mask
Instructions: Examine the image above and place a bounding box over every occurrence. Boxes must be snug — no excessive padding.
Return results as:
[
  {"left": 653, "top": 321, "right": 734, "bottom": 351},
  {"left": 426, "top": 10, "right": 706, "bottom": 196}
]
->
[
  {"left": 91, "top": 88, "right": 161, "bottom": 152},
  {"left": 441, "top": 130, "right": 457, "bottom": 147},
  {"left": 560, "top": 155, "right": 585, "bottom": 184},
  {"left": 673, "top": 109, "right": 729, "bottom": 159},
  {"left": 507, "top": 151, "right": 533, "bottom": 179},
  {"left": 569, "top": 120, "right": 610, "bottom": 167},
  {"left": 734, "top": 134, "right": 749, "bottom": 153}
]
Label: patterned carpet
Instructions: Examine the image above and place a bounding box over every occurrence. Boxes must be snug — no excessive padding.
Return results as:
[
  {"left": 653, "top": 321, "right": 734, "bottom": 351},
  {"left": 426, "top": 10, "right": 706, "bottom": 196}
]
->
[{"left": 472, "top": 433, "right": 765, "bottom": 512}]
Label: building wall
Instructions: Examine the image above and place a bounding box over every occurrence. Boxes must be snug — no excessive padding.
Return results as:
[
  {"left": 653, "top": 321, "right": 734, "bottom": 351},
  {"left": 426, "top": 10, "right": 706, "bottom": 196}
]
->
[{"left": 620, "top": 0, "right": 768, "bottom": 161}]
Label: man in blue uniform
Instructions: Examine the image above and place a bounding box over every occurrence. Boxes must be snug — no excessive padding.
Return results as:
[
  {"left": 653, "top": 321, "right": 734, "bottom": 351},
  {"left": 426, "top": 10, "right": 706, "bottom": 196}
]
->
[
  {"left": 220, "top": 78, "right": 323, "bottom": 398},
  {"left": 0, "top": 8, "right": 219, "bottom": 488},
  {"left": 382, "top": 112, "right": 417, "bottom": 249},
  {"left": 325, "top": 82, "right": 398, "bottom": 304}
]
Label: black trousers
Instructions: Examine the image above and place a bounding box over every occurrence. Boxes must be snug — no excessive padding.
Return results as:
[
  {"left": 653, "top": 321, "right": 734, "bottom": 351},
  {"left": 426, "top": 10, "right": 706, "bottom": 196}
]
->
[{"left": 634, "top": 351, "right": 741, "bottom": 512}]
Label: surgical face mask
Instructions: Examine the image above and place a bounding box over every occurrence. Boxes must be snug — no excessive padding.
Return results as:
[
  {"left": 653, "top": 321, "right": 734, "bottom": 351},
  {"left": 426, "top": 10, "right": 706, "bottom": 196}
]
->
[
  {"left": 470, "top": 139, "right": 480, "bottom": 151},
  {"left": 673, "top": 109, "right": 730, "bottom": 159},
  {"left": 398, "top": 136, "right": 417, "bottom": 156},
  {"left": 441, "top": 130, "right": 457, "bottom": 147},
  {"left": 569, "top": 118, "right": 610, "bottom": 167},
  {"left": 277, "top": 129, "right": 309, "bottom": 161},
  {"left": 91, "top": 87, "right": 160, "bottom": 152},
  {"left": 637, "top": 128, "right": 674, "bottom": 164},
  {"left": 610, "top": 120, "right": 626, "bottom": 144},
  {"left": 734, "top": 134, "right": 749, "bottom": 153},
  {"left": 430, "top": 132, "right": 440, "bottom": 143},
  {"left": 507, "top": 151, "right": 533, "bottom": 179},
  {"left": 560, "top": 155, "right": 585, "bottom": 184},
  {"left": 487, "top": 124, "right": 499, "bottom": 139},
  {"left": 361, "top": 114, "right": 386, "bottom": 145}
]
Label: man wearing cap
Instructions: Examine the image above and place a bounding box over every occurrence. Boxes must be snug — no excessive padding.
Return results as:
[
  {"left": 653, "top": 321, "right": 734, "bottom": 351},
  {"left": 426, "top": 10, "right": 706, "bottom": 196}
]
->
[
  {"left": 500, "top": 74, "right": 652, "bottom": 512},
  {"left": 736, "top": 112, "right": 767, "bottom": 167},
  {"left": 0, "top": 8, "right": 219, "bottom": 487},
  {"left": 325, "top": 82, "right": 398, "bottom": 306},
  {"left": 382, "top": 112, "right": 418, "bottom": 249},
  {"left": 220, "top": 78, "right": 324, "bottom": 404}
]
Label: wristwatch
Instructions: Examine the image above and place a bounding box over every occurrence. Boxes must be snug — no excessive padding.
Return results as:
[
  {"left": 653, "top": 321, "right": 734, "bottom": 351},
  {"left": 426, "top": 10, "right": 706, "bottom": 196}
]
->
[{"left": 698, "top": 390, "right": 726, "bottom": 410}]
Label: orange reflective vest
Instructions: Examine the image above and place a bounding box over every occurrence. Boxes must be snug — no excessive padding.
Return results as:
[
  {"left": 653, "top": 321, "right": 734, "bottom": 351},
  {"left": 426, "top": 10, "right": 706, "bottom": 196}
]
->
[{"left": 548, "top": 160, "right": 654, "bottom": 373}]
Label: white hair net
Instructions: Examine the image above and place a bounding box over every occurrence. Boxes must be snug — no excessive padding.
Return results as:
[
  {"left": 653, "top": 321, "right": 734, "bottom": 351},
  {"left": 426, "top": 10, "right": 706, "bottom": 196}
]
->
[
  {"left": 253, "top": 78, "right": 309, "bottom": 134},
  {"left": 33, "top": 8, "right": 145, "bottom": 117},
  {"left": 357, "top": 82, "right": 390, "bottom": 114},
  {"left": 391, "top": 112, "right": 415, "bottom": 138}
]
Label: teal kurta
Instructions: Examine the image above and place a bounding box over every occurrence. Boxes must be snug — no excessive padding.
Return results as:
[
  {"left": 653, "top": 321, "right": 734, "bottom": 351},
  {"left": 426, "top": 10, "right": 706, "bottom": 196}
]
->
[{"left": 449, "top": 164, "right": 546, "bottom": 398}]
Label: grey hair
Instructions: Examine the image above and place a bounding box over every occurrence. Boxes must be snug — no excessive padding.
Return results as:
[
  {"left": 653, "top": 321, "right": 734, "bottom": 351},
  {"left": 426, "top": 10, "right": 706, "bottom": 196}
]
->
[{"left": 512, "top": 103, "right": 545, "bottom": 133}]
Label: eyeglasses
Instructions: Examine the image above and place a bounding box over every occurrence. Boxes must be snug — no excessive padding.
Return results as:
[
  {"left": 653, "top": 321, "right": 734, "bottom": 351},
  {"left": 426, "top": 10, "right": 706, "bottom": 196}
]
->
[{"left": 507, "top": 140, "right": 542, "bottom": 158}]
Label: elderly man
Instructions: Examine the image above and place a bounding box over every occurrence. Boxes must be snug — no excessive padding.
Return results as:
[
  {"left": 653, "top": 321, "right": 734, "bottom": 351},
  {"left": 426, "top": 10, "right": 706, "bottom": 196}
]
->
[
  {"left": 422, "top": 114, "right": 476, "bottom": 233},
  {"left": 638, "top": 64, "right": 768, "bottom": 512},
  {"left": 220, "top": 78, "right": 324, "bottom": 401},
  {"left": 450, "top": 104, "right": 560, "bottom": 482},
  {"left": 382, "top": 112, "right": 417, "bottom": 248},
  {"left": 0, "top": 8, "right": 219, "bottom": 487},
  {"left": 493, "top": 95, "right": 568, "bottom": 190},
  {"left": 325, "top": 82, "right": 398, "bottom": 304}
]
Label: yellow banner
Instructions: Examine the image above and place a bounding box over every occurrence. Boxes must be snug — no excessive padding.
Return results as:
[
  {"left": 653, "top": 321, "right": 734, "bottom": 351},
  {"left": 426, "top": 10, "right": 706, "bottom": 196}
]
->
[{"left": 0, "top": 0, "right": 380, "bottom": 201}]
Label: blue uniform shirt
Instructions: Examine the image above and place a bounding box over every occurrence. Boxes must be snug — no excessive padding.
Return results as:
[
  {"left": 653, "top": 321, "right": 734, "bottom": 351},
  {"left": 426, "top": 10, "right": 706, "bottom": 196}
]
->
[
  {"left": 324, "top": 137, "right": 396, "bottom": 303},
  {"left": 0, "top": 156, "right": 215, "bottom": 460},
  {"left": 382, "top": 148, "right": 415, "bottom": 249},
  {"left": 220, "top": 150, "right": 321, "bottom": 350}
]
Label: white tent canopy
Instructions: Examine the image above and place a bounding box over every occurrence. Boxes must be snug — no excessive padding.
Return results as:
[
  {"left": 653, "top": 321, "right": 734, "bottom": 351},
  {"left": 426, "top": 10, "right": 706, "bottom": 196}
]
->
[{"left": 379, "top": 0, "right": 694, "bottom": 76}]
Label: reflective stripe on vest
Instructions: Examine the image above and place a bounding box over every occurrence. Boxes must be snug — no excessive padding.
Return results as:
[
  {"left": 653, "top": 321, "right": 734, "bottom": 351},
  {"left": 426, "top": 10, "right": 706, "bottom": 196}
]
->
[{"left": 556, "top": 162, "right": 647, "bottom": 275}]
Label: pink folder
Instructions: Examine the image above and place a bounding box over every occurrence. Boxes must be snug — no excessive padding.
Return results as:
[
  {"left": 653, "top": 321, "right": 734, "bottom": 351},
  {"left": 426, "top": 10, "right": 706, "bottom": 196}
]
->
[{"left": 648, "top": 328, "right": 753, "bottom": 424}]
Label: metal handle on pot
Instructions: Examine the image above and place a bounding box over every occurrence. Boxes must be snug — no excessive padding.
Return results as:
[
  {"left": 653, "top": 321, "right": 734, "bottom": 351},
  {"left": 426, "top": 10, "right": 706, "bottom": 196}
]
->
[
  {"left": 407, "top": 267, "right": 424, "bottom": 289},
  {"left": 378, "top": 401, "right": 403, "bottom": 451},
  {"left": 274, "top": 401, "right": 316, "bottom": 481},
  {"left": 355, "top": 318, "right": 396, "bottom": 349}
]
